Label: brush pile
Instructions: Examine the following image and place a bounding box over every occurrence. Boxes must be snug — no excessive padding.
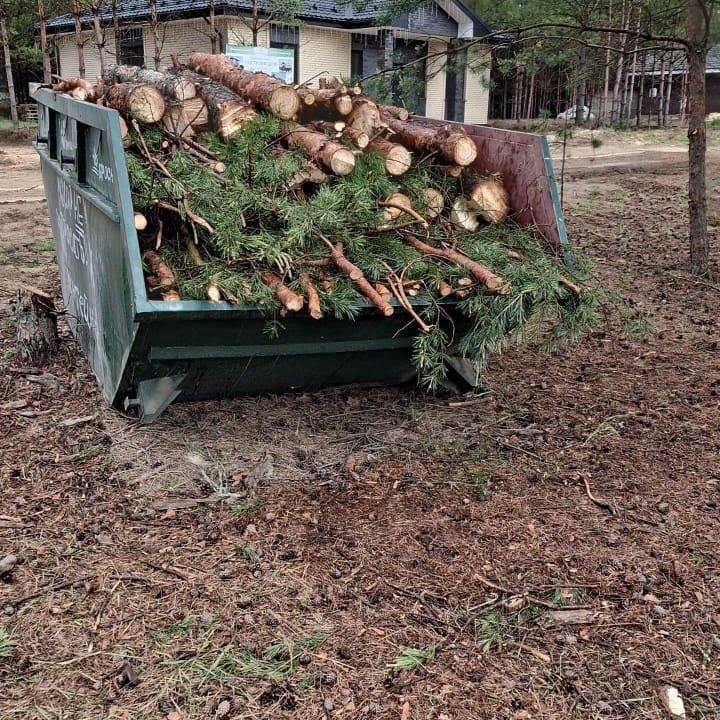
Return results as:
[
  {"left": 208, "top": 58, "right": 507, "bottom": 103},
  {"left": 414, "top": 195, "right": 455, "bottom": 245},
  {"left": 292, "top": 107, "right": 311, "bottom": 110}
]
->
[{"left": 49, "top": 55, "right": 596, "bottom": 387}]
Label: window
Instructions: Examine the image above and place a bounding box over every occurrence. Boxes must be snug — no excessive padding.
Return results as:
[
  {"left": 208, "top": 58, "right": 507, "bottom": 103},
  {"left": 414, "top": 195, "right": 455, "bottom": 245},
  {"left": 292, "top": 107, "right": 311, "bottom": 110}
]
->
[
  {"left": 118, "top": 28, "right": 144, "bottom": 66},
  {"left": 351, "top": 49, "right": 363, "bottom": 79}
]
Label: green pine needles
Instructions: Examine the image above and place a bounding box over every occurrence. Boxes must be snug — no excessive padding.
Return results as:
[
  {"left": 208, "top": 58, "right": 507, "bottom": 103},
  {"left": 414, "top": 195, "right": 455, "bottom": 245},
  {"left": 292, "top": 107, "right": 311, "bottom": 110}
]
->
[{"left": 126, "top": 115, "right": 597, "bottom": 389}]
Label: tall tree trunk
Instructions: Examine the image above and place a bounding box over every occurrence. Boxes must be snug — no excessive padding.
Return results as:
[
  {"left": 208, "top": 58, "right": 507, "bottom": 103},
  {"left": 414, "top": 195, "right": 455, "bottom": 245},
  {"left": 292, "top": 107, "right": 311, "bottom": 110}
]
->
[
  {"left": 575, "top": 50, "right": 586, "bottom": 125},
  {"left": 149, "top": 0, "right": 161, "bottom": 70},
  {"left": 679, "top": 65, "right": 689, "bottom": 125},
  {"left": 657, "top": 56, "right": 666, "bottom": 126},
  {"left": 90, "top": 1, "right": 106, "bottom": 75},
  {"left": 72, "top": 0, "right": 85, "bottom": 78},
  {"left": 625, "top": 18, "right": 640, "bottom": 127},
  {"left": 209, "top": 0, "right": 218, "bottom": 53},
  {"left": 636, "top": 50, "right": 646, "bottom": 127},
  {"left": 685, "top": 0, "right": 708, "bottom": 276},
  {"left": 112, "top": 0, "right": 120, "bottom": 63},
  {"left": 664, "top": 55, "right": 674, "bottom": 126},
  {"left": 251, "top": 0, "right": 258, "bottom": 46},
  {"left": 526, "top": 70, "right": 536, "bottom": 119},
  {"left": 610, "top": 0, "right": 629, "bottom": 122},
  {"left": 0, "top": 11, "right": 18, "bottom": 129},
  {"left": 37, "top": 0, "right": 52, "bottom": 83}
]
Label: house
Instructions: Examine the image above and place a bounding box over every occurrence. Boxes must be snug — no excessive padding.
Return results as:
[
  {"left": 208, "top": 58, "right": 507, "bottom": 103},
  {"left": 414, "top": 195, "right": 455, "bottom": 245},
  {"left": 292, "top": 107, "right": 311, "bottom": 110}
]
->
[
  {"left": 629, "top": 44, "right": 720, "bottom": 117},
  {"left": 45, "top": 0, "right": 495, "bottom": 124}
]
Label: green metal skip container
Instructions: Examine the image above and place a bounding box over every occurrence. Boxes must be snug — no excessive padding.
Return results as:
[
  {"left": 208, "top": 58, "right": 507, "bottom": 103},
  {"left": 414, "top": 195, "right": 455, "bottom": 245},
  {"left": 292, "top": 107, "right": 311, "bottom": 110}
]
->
[{"left": 33, "top": 88, "right": 569, "bottom": 422}]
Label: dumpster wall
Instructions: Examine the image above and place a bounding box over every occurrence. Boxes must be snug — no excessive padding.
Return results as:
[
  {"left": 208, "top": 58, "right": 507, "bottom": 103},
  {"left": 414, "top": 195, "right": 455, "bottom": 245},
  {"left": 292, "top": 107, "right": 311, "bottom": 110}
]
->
[{"left": 34, "top": 88, "right": 569, "bottom": 420}]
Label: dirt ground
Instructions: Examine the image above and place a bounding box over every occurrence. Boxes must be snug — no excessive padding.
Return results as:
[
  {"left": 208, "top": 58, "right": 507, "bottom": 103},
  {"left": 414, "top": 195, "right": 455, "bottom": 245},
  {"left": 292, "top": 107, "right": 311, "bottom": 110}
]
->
[{"left": 0, "top": 128, "right": 719, "bottom": 720}]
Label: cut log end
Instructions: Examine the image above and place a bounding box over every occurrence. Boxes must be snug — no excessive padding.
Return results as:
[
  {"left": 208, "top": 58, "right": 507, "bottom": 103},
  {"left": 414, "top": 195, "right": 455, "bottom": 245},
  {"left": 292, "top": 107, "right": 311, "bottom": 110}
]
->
[
  {"left": 134, "top": 212, "right": 148, "bottom": 231},
  {"left": 270, "top": 86, "right": 301, "bottom": 119},
  {"left": 329, "top": 147, "right": 356, "bottom": 176},
  {"left": 384, "top": 145, "right": 412, "bottom": 176},
  {"left": 423, "top": 188, "right": 444, "bottom": 219},
  {"left": 467, "top": 176, "right": 510, "bottom": 224},
  {"left": 171, "top": 76, "right": 197, "bottom": 102},
  {"left": 452, "top": 135, "right": 478, "bottom": 166},
  {"left": 335, "top": 95, "right": 353, "bottom": 115}
]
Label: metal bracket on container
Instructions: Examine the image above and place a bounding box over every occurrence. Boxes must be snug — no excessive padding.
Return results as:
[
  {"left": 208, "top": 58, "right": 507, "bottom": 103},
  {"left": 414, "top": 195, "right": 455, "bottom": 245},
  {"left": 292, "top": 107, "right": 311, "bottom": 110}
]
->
[
  {"left": 441, "top": 356, "right": 480, "bottom": 393},
  {"left": 123, "top": 374, "right": 186, "bottom": 424}
]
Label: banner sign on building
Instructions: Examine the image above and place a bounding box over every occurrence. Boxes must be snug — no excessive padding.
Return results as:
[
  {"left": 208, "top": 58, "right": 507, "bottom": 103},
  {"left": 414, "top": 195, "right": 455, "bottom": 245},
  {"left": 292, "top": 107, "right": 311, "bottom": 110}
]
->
[{"left": 225, "top": 45, "right": 295, "bottom": 84}]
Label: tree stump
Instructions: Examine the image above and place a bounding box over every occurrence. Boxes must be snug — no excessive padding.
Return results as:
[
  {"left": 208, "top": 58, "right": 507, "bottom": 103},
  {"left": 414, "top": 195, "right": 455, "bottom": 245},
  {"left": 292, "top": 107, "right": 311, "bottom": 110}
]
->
[{"left": 14, "top": 288, "right": 58, "bottom": 365}]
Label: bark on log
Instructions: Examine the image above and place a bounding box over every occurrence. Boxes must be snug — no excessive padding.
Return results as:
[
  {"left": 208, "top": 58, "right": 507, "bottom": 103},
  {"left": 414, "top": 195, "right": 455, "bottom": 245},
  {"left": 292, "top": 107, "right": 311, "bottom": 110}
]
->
[
  {"left": 281, "top": 122, "right": 355, "bottom": 176},
  {"left": 313, "top": 88, "right": 353, "bottom": 115},
  {"left": 262, "top": 272, "right": 304, "bottom": 312},
  {"left": 463, "top": 174, "right": 509, "bottom": 224},
  {"left": 341, "top": 125, "right": 369, "bottom": 148},
  {"left": 106, "top": 82, "right": 165, "bottom": 124},
  {"left": 188, "top": 52, "right": 300, "bottom": 119},
  {"left": 323, "top": 239, "right": 394, "bottom": 316},
  {"left": 104, "top": 64, "right": 196, "bottom": 101},
  {"left": 380, "top": 112, "right": 477, "bottom": 166},
  {"left": 182, "top": 97, "right": 209, "bottom": 129},
  {"left": 402, "top": 234, "right": 507, "bottom": 294},
  {"left": 367, "top": 136, "right": 412, "bottom": 176},
  {"left": 301, "top": 272, "right": 323, "bottom": 319},
  {"left": 181, "top": 70, "right": 257, "bottom": 140},
  {"left": 118, "top": 115, "right": 130, "bottom": 147},
  {"left": 14, "top": 288, "right": 58, "bottom": 366},
  {"left": 143, "top": 249, "right": 181, "bottom": 301},
  {"left": 346, "top": 96, "right": 384, "bottom": 137},
  {"left": 51, "top": 77, "right": 97, "bottom": 102},
  {"left": 381, "top": 104, "right": 409, "bottom": 121}
]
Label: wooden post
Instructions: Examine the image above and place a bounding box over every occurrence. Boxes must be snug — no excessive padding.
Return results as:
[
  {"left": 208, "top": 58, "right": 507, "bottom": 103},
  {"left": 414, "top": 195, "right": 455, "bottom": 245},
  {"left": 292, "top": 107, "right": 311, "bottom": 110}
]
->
[{"left": 14, "top": 288, "right": 58, "bottom": 366}]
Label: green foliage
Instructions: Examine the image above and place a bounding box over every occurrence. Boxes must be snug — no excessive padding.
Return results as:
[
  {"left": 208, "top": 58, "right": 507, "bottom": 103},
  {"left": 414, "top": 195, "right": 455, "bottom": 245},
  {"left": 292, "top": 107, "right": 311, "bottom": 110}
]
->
[
  {"left": 392, "top": 644, "right": 436, "bottom": 670},
  {"left": 127, "top": 116, "right": 596, "bottom": 388},
  {"left": 0, "top": 627, "right": 11, "bottom": 659}
]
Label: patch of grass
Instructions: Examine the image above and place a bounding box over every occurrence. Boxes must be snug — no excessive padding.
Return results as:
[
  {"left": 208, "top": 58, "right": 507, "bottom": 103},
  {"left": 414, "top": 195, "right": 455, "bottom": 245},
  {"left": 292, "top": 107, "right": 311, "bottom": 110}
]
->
[
  {"left": 392, "top": 644, "right": 436, "bottom": 670},
  {"left": 27, "top": 239, "right": 55, "bottom": 253},
  {"left": 707, "top": 117, "right": 720, "bottom": 129},
  {"left": 0, "top": 117, "right": 36, "bottom": 131},
  {"left": 620, "top": 312, "right": 654, "bottom": 341},
  {"left": 164, "top": 629, "right": 331, "bottom": 682},
  {"left": 609, "top": 188, "right": 631, "bottom": 202},
  {"left": 239, "top": 545, "right": 258, "bottom": 564},
  {"left": 475, "top": 609, "right": 514, "bottom": 653},
  {"left": 469, "top": 468, "right": 490, "bottom": 500},
  {"left": 231, "top": 497, "right": 261, "bottom": 514},
  {"left": 2, "top": 347, "right": 16, "bottom": 361},
  {"left": 0, "top": 627, "right": 12, "bottom": 658}
]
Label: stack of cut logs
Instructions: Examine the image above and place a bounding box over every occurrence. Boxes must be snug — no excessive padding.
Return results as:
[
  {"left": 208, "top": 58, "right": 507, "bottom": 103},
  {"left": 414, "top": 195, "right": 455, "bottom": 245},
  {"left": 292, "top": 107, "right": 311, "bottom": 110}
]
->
[{"left": 49, "top": 54, "right": 515, "bottom": 315}]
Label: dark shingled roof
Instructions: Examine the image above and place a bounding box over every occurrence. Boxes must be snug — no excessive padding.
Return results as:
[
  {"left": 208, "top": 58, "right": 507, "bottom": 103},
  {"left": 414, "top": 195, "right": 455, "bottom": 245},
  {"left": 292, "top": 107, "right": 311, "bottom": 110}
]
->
[
  {"left": 46, "top": 0, "right": 493, "bottom": 38},
  {"left": 635, "top": 43, "right": 720, "bottom": 75}
]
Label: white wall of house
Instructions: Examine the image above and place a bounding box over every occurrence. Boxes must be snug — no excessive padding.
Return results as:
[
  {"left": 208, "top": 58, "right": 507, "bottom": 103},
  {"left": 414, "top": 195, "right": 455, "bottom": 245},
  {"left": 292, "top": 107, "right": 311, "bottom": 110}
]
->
[
  {"left": 297, "top": 26, "right": 350, "bottom": 84},
  {"left": 143, "top": 18, "right": 213, "bottom": 68},
  {"left": 225, "top": 18, "right": 269, "bottom": 47},
  {"left": 463, "top": 43, "right": 490, "bottom": 124},
  {"left": 425, "top": 38, "right": 447, "bottom": 120},
  {"left": 54, "top": 19, "right": 490, "bottom": 123}
]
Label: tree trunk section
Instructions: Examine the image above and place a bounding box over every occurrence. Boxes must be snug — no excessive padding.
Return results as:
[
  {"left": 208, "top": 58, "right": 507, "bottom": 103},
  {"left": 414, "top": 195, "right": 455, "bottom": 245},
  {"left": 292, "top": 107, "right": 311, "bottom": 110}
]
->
[
  {"left": 685, "top": 0, "right": 708, "bottom": 276},
  {"left": 105, "top": 65, "right": 197, "bottom": 101},
  {"left": 367, "top": 136, "right": 412, "bottom": 176},
  {"left": 188, "top": 52, "right": 300, "bottom": 119},
  {"left": 71, "top": 0, "right": 85, "bottom": 79},
  {"left": 380, "top": 113, "right": 477, "bottom": 166},
  {"left": 90, "top": 3, "right": 106, "bottom": 75},
  {"left": 0, "top": 14, "right": 18, "bottom": 129},
  {"left": 106, "top": 82, "right": 166, "bottom": 124},
  {"left": 182, "top": 70, "right": 257, "bottom": 140},
  {"left": 14, "top": 288, "right": 58, "bottom": 365},
  {"left": 281, "top": 122, "right": 355, "bottom": 176},
  {"left": 37, "top": 0, "right": 52, "bottom": 83},
  {"left": 149, "top": 0, "right": 161, "bottom": 70}
]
